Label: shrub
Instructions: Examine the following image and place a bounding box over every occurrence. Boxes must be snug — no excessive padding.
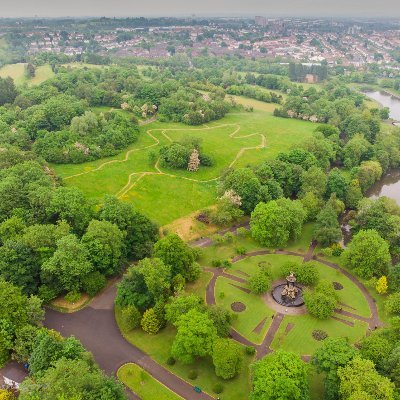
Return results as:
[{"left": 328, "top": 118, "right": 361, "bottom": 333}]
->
[
  {"left": 120, "top": 305, "right": 141, "bottom": 332},
  {"left": 312, "top": 330, "right": 328, "bottom": 341},
  {"left": 212, "top": 259, "right": 222, "bottom": 268},
  {"left": 166, "top": 356, "right": 176, "bottom": 366},
  {"left": 222, "top": 259, "right": 232, "bottom": 268},
  {"left": 141, "top": 308, "right": 162, "bottom": 334},
  {"left": 245, "top": 346, "right": 256, "bottom": 355},
  {"left": 0, "top": 390, "right": 16, "bottom": 400},
  {"left": 188, "top": 370, "right": 198, "bottom": 380},
  {"left": 376, "top": 276, "right": 388, "bottom": 295},
  {"left": 249, "top": 266, "right": 271, "bottom": 294},
  {"left": 64, "top": 291, "right": 81, "bottom": 303},
  {"left": 331, "top": 243, "right": 343, "bottom": 257},
  {"left": 236, "top": 227, "right": 249, "bottom": 237},
  {"left": 82, "top": 271, "right": 107, "bottom": 297},
  {"left": 321, "top": 247, "right": 333, "bottom": 257},
  {"left": 235, "top": 246, "right": 247, "bottom": 255},
  {"left": 212, "top": 383, "right": 224, "bottom": 394}
]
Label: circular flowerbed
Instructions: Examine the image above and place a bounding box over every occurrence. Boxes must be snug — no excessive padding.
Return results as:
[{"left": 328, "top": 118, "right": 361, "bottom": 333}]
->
[
  {"left": 231, "top": 302, "right": 246, "bottom": 312},
  {"left": 312, "top": 330, "right": 328, "bottom": 341},
  {"left": 333, "top": 282, "right": 344, "bottom": 290}
]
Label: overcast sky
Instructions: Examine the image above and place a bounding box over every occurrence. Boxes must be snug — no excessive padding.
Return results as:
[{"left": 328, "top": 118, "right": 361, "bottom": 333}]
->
[{"left": 1, "top": 0, "right": 399, "bottom": 18}]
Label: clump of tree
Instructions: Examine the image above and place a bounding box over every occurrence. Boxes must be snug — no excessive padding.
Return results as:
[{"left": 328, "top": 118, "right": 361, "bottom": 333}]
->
[
  {"left": 250, "top": 198, "right": 306, "bottom": 248},
  {"left": 280, "top": 260, "right": 320, "bottom": 286},
  {"left": 303, "top": 280, "right": 338, "bottom": 319},
  {"left": 159, "top": 137, "right": 213, "bottom": 170},
  {"left": 250, "top": 351, "right": 310, "bottom": 400}
]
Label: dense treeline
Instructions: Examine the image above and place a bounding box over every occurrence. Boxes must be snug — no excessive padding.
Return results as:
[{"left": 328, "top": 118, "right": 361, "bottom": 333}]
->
[{"left": 0, "top": 149, "right": 158, "bottom": 302}]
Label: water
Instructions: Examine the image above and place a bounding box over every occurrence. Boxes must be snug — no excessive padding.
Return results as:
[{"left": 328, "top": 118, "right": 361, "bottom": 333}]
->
[
  {"left": 366, "top": 169, "right": 400, "bottom": 205},
  {"left": 364, "top": 90, "right": 400, "bottom": 121}
]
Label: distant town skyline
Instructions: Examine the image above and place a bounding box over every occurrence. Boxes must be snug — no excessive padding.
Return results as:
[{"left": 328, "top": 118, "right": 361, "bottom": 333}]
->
[{"left": 2, "top": 0, "right": 400, "bottom": 18}]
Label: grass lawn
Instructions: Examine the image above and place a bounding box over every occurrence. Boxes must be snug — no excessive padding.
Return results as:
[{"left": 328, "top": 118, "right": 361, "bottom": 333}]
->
[
  {"left": 0, "top": 63, "right": 54, "bottom": 86},
  {"left": 213, "top": 251, "right": 370, "bottom": 345},
  {"left": 118, "top": 363, "right": 182, "bottom": 400},
  {"left": 116, "top": 308, "right": 253, "bottom": 400},
  {"left": 51, "top": 104, "right": 316, "bottom": 226},
  {"left": 271, "top": 314, "right": 368, "bottom": 356},
  {"left": 215, "top": 276, "right": 273, "bottom": 344},
  {"left": 0, "top": 63, "right": 27, "bottom": 85}
]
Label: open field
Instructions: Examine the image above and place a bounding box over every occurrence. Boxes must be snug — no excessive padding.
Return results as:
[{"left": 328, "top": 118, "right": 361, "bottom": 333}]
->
[
  {"left": 53, "top": 103, "right": 316, "bottom": 225},
  {"left": 0, "top": 63, "right": 55, "bottom": 86},
  {"left": 118, "top": 363, "right": 182, "bottom": 400}
]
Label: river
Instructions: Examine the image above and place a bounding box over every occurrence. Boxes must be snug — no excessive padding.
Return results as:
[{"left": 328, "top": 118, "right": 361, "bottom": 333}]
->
[{"left": 364, "top": 90, "right": 400, "bottom": 122}]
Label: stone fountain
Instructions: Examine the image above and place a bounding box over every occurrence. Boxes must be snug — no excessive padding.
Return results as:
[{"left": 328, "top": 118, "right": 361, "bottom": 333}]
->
[{"left": 271, "top": 272, "right": 304, "bottom": 307}]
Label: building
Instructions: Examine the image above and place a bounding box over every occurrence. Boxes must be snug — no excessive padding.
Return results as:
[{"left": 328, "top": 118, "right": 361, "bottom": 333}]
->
[{"left": 255, "top": 16, "right": 267, "bottom": 27}]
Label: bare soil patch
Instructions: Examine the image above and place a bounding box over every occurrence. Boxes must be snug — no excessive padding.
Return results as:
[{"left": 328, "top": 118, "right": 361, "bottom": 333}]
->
[{"left": 231, "top": 302, "right": 246, "bottom": 312}]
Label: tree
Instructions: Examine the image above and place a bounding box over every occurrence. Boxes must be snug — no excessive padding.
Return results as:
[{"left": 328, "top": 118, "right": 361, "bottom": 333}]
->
[
  {"left": 313, "top": 203, "right": 342, "bottom": 247},
  {"left": 141, "top": 308, "right": 162, "bottom": 334},
  {"left": 337, "top": 357, "right": 395, "bottom": 400},
  {"left": 212, "top": 339, "right": 242, "bottom": 379},
  {"left": 138, "top": 258, "right": 171, "bottom": 301},
  {"left": 99, "top": 195, "right": 158, "bottom": 260},
  {"left": 251, "top": 351, "right": 310, "bottom": 400},
  {"left": 219, "top": 168, "right": 262, "bottom": 214},
  {"left": 19, "top": 358, "right": 126, "bottom": 400},
  {"left": 171, "top": 309, "right": 217, "bottom": 364},
  {"left": 250, "top": 199, "right": 306, "bottom": 248},
  {"left": 312, "top": 337, "right": 357, "bottom": 400},
  {"left": 207, "top": 306, "right": 232, "bottom": 337},
  {"left": 12, "top": 325, "right": 39, "bottom": 363},
  {"left": 249, "top": 266, "right": 272, "bottom": 294},
  {"left": 81, "top": 220, "right": 124, "bottom": 276},
  {"left": 304, "top": 280, "right": 338, "bottom": 319},
  {"left": 0, "top": 77, "right": 18, "bottom": 106},
  {"left": 359, "top": 334, "right": 393, "bottom": 373},
  {"left": 353, "top": 161, "right": 383, "bottom": 193},
  {"left": 345, "top": 179, "right": 363, "bottom": 209},
  {"left": 280, "top": 261, "right": 320, "bottom": 286},
  {"left": 47, "top": 187, "right": 93, "bottom": 235},
  {"left": 376, "top": 276, "right": 388, "bottom": 294},
  {"left": 300, "top": 192, "right": 323, "bottom": 222},
  {"left": 343, "top": 134, "right": 372, "bottom": 169},
  {"left": 119, "top": 305, "right": 141, "bottom": 332},
  {"left": 153, "top": 234, "right": 196, "bottom": 279},
  {"left": 326, "top": 168, "right": 348, "bottom": 202},
  {"left": 41, "top": 234, "right": 93, "bottom": 293},
  {"left": 187, "top": 149, "right": 200, "bottom": 171},
  {"left": 165, "top": 294, "right": 204, "bottom": 325},
  {"left": 342, "top": 230, "right": 391, "bottom": 279},
  {"left": 385, "top": 292, "right": 400, "bottom": 315},
  {"left": 300, "top": 166, "right": 327, "bottom": 198}
]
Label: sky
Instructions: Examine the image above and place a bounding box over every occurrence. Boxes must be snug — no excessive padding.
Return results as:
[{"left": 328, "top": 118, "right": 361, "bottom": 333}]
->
[{"left": 1, "top": 0, "right": 399, "bottom": 18}]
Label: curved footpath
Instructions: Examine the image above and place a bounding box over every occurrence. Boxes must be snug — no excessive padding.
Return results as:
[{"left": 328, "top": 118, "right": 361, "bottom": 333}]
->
[{"left": 45, "top": 285, "right": 214, "bottom": 400}]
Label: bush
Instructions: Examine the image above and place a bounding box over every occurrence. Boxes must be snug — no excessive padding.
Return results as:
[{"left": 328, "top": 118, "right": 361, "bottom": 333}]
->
[
  {"left": 120, "top": 305, "right": 141, "bottom": 332},
  {"left": 166, "top": 356, "right": 176, "bottom": 366},
  {"left": 331, "top": 243, "right": 343, "bottom": 257},
  {"left": 0, "top": 390, "right": 16, "bottom": 400},
  {"left": 304, "top": 280, "right": 338, "bottom": 319},
  {"left": 82, "top": 271, "right": 107, "bottom": 297},
  {"left": 141, "top": 308, "right": 162, "bottom": 334},
  {"left": 235, "top": 246, "right": 247, "bottom": 255},
  {"left": 188, "top": 370, "right": 198, "bottom": 380},
  {"left": 212, "top": 259, "right": 222, "bottom": 268},
  {"left": 249, "top": 266, "right": 271, "bottom": 294},
  {"left": 321, "top": 247, "right": 333, "bottom": 257},
  {"left": 222, "top": 259, "right": 232, "bottom": 268},
  {"left": 312, "top": 330, "right": 328, "bottom": 341},
  {"left": 212, "top": 383, "right": 224, "bottom": 394},
  {"left": 64, "top": 291, "right": 81, "bottom": 303},
  {"left": 245, "top": 346, "right": 256, "bottom": 355},
  {"left": 236, "top": 227, "right": 249, "bottom": 237}
]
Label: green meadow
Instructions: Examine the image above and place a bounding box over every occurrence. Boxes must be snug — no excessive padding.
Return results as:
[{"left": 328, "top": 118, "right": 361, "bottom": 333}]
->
[{"left": 53, "top": 100, "right": 316, "bottom": 225}]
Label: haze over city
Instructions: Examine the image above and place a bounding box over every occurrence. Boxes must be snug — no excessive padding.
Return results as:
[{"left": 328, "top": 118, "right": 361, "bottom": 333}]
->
[{"left": 2, "top": 0, "right": 400, "bottom": 18}]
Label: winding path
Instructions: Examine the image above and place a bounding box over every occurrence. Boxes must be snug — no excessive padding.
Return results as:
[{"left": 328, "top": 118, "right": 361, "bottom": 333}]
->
[
  {"left": 62, "top": 123, "right": 267, "bottom": 201},
  {"left": 204, "top": 239, "right": 383, "bottom": 358},
  {"left": 44, "top": 285, "right": 214, "bottom": 400}
]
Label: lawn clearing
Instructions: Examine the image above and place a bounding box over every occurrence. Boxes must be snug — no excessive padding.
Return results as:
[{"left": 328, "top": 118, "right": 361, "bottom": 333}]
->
[
  {"left": 118, "top": 363, "right": 182, "bottom": 400},
  {"left": 0, "top": 63, "right": 27, "bottom": 85},
  {"left": 52, "top": 104, "right": 316, "bottom": 226}
]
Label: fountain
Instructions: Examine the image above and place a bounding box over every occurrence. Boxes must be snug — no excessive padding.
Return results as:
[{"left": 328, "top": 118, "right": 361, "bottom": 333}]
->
[{"left": 271, "top": 272, "right": 304, "bottom": 307}]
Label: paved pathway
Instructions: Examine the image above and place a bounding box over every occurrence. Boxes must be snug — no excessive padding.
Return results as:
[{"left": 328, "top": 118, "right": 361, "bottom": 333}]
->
[
  {"left": 257, "top": 313, "right": 285, "bottom": 359},
  {"left": 45, "top": 285, "right": 214, "bottom": 400}
]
